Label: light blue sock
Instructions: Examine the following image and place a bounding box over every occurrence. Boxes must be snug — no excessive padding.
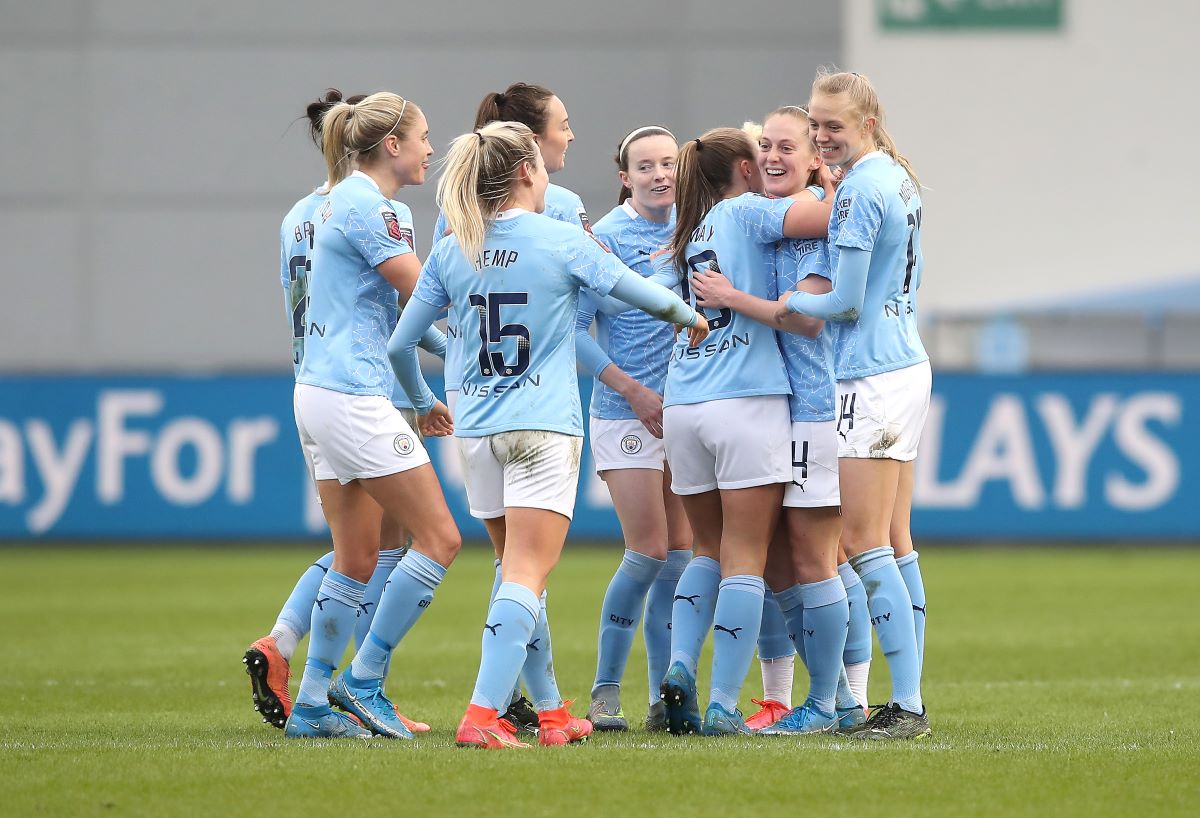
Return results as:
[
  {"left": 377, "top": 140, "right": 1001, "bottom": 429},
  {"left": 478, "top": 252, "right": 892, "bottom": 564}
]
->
[
  {"left": 776, "top": 584, "right": 807, "bottom": 668},
  {"left": 489, "top": 559, "right": 523, "bottom": 706},
  {"left": 708, "top": 575, "right": 766, "bottom": 712},
  {"left": 668, "top": 556, "right": 721, "bottom": 677},
  {"left": 594, "top": 550, "right": 664, "bottom": 693},
  {"left": 295, "top": 570, "right": 365, "bottom": 708},
  {"left": 471, "top": 582, "right": 540, "bottom": 711},
  {"left": 757, "top": 591, "right": 794, "bottom": 661},
  {"left": 270, "top": 551, "right": 334, "bottom": 660},
  {"left": 798, "top": 577, "right": 848, "bottom": 716},
  {"left": 839, "top": 561, "right": 873, "bottom": 666},
  {"left": 852, "top": 546, "right": 922, "bottom": 713},
  {"left": 354, "top": 548, "right": 405, "bottom": 651},
  {"left": 521, "top": 590, "right": 562, "bottom": 711},
  {"left": 896, "top": 551, "right": 927, "bottom": 672},
  {"left": 349, "top": 551, "right": 446, "bottom": 682},
  {"left": 646, "top": 549, "right": 690, "bottom": 704}
]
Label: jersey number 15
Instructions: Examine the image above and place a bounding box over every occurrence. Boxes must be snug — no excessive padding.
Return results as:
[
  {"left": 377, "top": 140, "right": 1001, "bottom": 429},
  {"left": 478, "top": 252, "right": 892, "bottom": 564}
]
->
[{"left": 469, "top": 292, "right": 531, "bottom": 378}]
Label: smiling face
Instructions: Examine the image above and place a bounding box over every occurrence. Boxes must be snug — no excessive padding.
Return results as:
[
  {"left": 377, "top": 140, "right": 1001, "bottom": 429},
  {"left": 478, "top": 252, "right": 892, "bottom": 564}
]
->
[
  {"left": 387, "top": 108, "right": 433, "bottom": 186},
  {"left": 534, "top": 95, "right": 573, "bottom": 174},
  {"left": 619, "top": 134, "right": 677, "bottom": 215},
  {"left": 807, "top": 93, "right": 875, "bottom": 169},
  {"left": 758, "top": 113, "right": 821, "bottom": 198}
]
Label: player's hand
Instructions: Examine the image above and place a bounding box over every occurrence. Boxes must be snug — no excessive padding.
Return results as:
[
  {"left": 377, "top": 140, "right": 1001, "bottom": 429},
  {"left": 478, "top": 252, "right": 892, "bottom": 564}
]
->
[
  {"left": 625, "top": 384, "right": 665, "bottom": 439},
  {"left": 649, "top": 246, "right": 671, "bottom": 262},
  {"left": 691, "top": 269, "right": 736, "bottom": 309},
  {"left": 774, "top": 291, "right": 797, "bottom": 324},
  {"left": 684, "top": 313, "right": 710, "bottom": 348},
  {"left": 418, "top": 401, "right": 454, "bottom": 437}
]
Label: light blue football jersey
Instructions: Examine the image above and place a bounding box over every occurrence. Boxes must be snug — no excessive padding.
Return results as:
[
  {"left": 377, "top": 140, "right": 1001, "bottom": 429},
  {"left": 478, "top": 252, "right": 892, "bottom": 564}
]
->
[
  {"left": 280, "top": 190, "right": 324, "bottom": 377},
  {"left": 827, "top": 152, "right": 928, "bottom": 380},
  {"left": 662, "top": 193, "right": 792, "bottom": 407},
  {"left": 433, "top": 183, "right": 590, "bottom": 392},
  {"left": 296, "top": 171, "right": 416, "bottom": 396},
  {"left": 413, "top": 210, "right": 623, "bottom": 437},
  {"left": 775, "top": 187, "right": 836, "bottom": 423},
  {"left": 581, "top": 202, "right": 676, "bottom": 420}
]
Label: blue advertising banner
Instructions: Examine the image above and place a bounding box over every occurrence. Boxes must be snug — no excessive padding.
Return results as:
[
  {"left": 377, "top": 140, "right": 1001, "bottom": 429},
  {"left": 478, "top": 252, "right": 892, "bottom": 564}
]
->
[{"left": 0, "top": 372, "right": 1194, "bottom": 540}]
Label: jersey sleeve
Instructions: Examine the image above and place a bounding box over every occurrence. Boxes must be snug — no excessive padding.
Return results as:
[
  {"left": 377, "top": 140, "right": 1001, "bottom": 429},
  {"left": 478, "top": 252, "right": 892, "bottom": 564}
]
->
[
  {"left": 832, "top": 180, "right": 885, "bottom": 252},
  {"left": 574, "top": 292, "right": 614, "bottom": 378},
  {"left": 431, "top": 209, "right": 449, "bottom": 249},
  {"left": 279, "top": 222, "right": 291, "bottom": 292},
  {"left": 732, "top": 194, "right": 792, "bottom": 244},
  {"left": 563, "top": 233, "right": 627, "bottom": 297},
  {"left": 411, "top": 248, "right": 451, "bottom": 310},
  {"left": 390, "top": 201, "right": 417, "bottom": 256},
  {"left": 340, "top": 201, "right": 416, "bottom": 268}
]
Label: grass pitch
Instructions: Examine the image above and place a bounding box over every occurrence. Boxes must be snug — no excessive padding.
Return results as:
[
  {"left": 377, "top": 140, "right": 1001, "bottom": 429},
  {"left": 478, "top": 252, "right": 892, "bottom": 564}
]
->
[{"left": 1, "top": 544, "right": 1198, "bottom": 817}]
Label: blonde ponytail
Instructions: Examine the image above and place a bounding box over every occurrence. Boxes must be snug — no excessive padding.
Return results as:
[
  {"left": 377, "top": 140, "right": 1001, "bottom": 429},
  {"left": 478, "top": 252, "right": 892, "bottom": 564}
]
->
[
  {"left": 320, "top": 91, "right": 420, "bottom": 189},
  {"left": 436, "top": 121, "right": 539, "bottom": 266}
]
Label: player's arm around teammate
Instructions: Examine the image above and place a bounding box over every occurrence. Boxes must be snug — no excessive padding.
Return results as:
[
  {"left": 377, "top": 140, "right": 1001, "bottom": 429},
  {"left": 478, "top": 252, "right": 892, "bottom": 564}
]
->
[
  {"left": 286, "top": 92, "right": 461, "bottom": 741},
  {"left": 388, "top": 122, "right": 706, "bottom": 749},
  {"left": 779, "top": 70, "right": 932, "bottom": 740},
  {"left": 574, "top": 127, "right": 696, "bottom": 733},
  {"left": 657, "top": 128, "right": 830, "bottom": 737},
  {"left": 690, "top": 107, "right": 867, "bottom": 734}
]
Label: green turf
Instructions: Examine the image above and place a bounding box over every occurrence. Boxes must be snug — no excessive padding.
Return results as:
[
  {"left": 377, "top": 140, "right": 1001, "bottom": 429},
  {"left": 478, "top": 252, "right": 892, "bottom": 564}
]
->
[{"left": 2, "top": 545, "right": 1198, "bottom": 817}]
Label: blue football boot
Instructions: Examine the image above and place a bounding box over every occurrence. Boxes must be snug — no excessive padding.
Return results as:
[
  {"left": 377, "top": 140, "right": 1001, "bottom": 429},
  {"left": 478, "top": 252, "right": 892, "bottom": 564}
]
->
[
  {"left": 659, "top": 661, "right": 702, "bottom": 735},
  {"left": 759, "top": 700, "right": 839, "bottom": 736},
  {"left": 701, "top": 702, "right": 750, "bottom": 736},
  {"left": 284, "top": 704, "right": 373, "bottom": 739},
  {"left": 836, "top": 703, "right": 868, "bottom": 733},
  {"left": 328, "top": 671, "right": 414, "bottom": 739}
]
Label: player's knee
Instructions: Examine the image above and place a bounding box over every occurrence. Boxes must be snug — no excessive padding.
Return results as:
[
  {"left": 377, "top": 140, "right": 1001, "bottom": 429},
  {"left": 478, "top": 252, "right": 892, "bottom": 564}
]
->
[{"left": 424, "top": 523, "right": 461, "bottom": 567}]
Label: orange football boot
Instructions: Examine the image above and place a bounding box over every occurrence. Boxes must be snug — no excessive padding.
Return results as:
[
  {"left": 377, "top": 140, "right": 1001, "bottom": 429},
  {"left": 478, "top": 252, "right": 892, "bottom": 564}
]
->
[
  {"left": 456, "top": 704, "right": 532, "bottom": 749},
  {"left": 538, "top": 701, "right": 593, "bottom": 746},
  {"left": 744, "top": 698, "right": 791, "bottom": 731},
  {"left": 394, "top": 707, "right": 431, "bottom": 734},
  {"left": 243, "top": 636, "right": 292, "bottom": 728}
]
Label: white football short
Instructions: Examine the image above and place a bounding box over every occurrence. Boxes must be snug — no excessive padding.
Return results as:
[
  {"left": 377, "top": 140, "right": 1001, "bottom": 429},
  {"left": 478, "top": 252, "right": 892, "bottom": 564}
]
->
[
  {"left": 835, "top": 360, "right": 932, "bottom": 462},
  {"left": 590, "top": 417, "right": 667, "bottom": 473},
  {"left": 783, "top": 420, "right": 841, "bottom": 508},
  {"left": 663, "top": 395, "right": 792, "bottom": 495},
  {"left": 294, "top": 383, "right": 430, "bottom": 484},
  {"left": 457, "top": 430, "right": 583, "bottom": 520}
]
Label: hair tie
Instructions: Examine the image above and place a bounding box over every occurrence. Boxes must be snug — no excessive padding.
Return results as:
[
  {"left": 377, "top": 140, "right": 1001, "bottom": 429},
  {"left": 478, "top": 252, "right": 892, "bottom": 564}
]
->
[
  {"left": 693, "top": 138, "right": 703, "bottom": 150},
  {"left": 476, "top": 131, "right": 485, "bottom": 145},
  {"left": 495, "top": 92, "right": 507, "bottom": 105}
]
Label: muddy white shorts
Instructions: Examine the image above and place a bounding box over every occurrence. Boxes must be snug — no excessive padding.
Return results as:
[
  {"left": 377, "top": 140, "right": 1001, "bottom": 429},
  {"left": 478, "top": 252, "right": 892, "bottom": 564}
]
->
[
  {"left": 835, "top": 360, "right": 932, "bottom": 462},
  {"left": 457, "top": 430, "right": 583, "bottom": 520},
  {"left": 294, "top": 383, "right": 430, "bottom": 484},
  {"left": 590, "top": 417, "right": 666, "bottom": 473},
  {"left": 783, "top": 419, "right": 841, "bottom": 507},
  {"left": 663, "top": 395, "right": 792, "bottom": 495}
]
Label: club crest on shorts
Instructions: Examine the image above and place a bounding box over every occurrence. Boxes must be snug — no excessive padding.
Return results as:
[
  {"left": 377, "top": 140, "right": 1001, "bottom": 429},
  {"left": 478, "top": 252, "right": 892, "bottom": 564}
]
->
[
  {"left": 393, "top": 434, "right": 415, "bottom": 456},
  {"left": 620, "top": 434, "right": 643, "bottom": 455}
]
